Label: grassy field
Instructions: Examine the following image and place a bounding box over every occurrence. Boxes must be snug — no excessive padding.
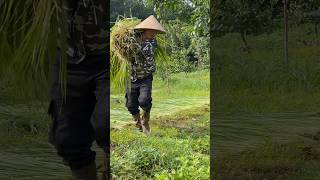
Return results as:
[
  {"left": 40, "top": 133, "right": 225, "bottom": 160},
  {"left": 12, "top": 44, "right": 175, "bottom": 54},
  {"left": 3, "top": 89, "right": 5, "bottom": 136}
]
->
[
  {"left": 110, "top": 70, "right": 210, "bottom": 128},
  {"left": 213, "top": 112, "right": 320, "bottom": 179},
  {"left": 213, "top": 24, "right": 320, "bottom": 113},
  {"left": 110, "top": 70, "right": 210, "bottom": 179},
  {"left": 213, "top": 24, "right": 320, "bottom": 179},
  {"left": 0, "top": 69, "right": 210, "bottom": 179}
]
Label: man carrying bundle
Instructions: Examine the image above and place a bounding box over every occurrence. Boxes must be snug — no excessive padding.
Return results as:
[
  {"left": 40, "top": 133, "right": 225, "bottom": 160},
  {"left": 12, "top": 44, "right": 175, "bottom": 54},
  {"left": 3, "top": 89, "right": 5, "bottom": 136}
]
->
[
  {"left": 48, "top": 0, "right": 109, "bottom": 179},
  {"left": 126, "top": 15, "right": 165, "bottom": 135}
]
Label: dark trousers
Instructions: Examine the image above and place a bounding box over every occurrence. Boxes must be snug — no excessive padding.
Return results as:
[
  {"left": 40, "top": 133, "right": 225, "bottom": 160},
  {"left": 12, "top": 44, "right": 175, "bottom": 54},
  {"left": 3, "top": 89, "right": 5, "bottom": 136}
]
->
[
  {"left": 126, "top": 75, "right": 153, "bottom": 115},
  {"left": 48, "top": 53, "right": 109, "bottom": 170}
]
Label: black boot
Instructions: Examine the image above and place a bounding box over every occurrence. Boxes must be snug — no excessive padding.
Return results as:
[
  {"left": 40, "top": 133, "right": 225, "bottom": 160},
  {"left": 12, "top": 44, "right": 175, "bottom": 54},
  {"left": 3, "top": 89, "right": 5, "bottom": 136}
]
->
[{"left": 71, "top": 162, "right": 98, "bottom": 180}]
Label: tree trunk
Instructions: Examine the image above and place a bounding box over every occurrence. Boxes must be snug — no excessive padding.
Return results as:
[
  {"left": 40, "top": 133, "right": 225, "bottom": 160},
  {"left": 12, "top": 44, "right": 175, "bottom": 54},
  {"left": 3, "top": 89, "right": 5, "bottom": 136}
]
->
[
  {"left": 240, "top": 31, "right": 250, "bottom": 53},
  {"left": 315, "top": 23, "right": 319, "bottom": 45},
  {"left": 283, "top": 0, "right": 289, "bottom": 65}
]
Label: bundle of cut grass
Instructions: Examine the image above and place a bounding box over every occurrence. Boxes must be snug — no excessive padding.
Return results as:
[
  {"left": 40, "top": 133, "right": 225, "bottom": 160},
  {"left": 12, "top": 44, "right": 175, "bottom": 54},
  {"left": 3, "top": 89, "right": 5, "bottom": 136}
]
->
[
  {"left": 110, "top": 17, "right": 169, "bottom": 92},
  {"left": 111, "top": 18, "right": 141, "bottom": 63},
  {"left": 0, "top": 0, "right": 64, "bottom": 100}
]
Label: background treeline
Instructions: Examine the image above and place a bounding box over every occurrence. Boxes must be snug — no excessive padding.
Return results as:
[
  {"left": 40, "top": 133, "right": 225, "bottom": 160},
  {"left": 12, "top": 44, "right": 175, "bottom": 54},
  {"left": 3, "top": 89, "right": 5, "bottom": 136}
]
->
[
  {"left": 0, "top": 0, "right": 209, "bottom": 136},
  {"left": 211, "top": 2, "right": 320, "bottom": 179},
  {"left": 211, "top": 0, "right": 320, "bottom": 112},
  {"left": 0, "top": 0, "right": 209, "bottom": 100},
  {"left": 111, "top": 0, "right": 209, "bottom": 82}
]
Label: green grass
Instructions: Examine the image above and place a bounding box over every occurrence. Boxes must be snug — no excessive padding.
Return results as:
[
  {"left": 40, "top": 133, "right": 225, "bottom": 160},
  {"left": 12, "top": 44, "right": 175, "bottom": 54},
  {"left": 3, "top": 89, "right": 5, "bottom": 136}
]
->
[
  {"left": 214, "top": 111, "right": 320, "bottom": 179},
  {"left": 0, "top": 69, "right": 210, "bottom": 179},
  {"left": 111, "top": 70, "right": 209, "bottom": 128},
  {"left": 111, "top": 106, "right": 210, "bottom": 179},
  {"left": 110, "top": 70, "right": 210, "bottom": 178},
  {"left": 213, "top": 24, "right": 320, "bottom": 113},
  {"left": 0, "top": 127, "right": 106, "bottom": 180},
  {"left": 214, "top": 112, "right": 320, "bottom": 152},
  {"left": 214, "top": 90, "right": 320, "bottom": 113},
  {"left": 213, "top": 24, "right": 320, "bottom": 179},
  {"left": 0, "top": 103, "right": 107, "bottom": 179},
  {"left": 214, "top": 139, "right": 320, "bottom": 180}
]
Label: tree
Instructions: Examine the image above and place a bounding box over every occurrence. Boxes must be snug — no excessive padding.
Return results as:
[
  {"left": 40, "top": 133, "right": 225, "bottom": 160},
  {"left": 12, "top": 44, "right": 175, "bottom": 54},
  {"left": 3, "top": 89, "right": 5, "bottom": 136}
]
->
[
  {"left": 304, "top": 9, "right": 320, "bottom": 41},
  {"left": 143, "top": 0, "right": 195, "bottom": 22},
  {"left": 110, "top": 0, "right": 153, "bottom": 22},
  {"left": 213, "top": 0, "right": 279, "bottom": 52},
  {"left": 283, "top": 0, "right": 288, "bottom": 65},
  {"left": 144, "top": 0, "right": 210, "bottom": 70}
]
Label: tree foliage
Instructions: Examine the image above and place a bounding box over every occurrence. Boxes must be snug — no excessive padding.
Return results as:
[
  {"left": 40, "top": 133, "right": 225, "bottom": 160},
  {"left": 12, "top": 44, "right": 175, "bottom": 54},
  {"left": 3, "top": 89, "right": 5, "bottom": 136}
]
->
[
  {"left": 144, "top": 0, "right": 210, "bottom": 75},
  {"left": 213, "top": 0, "right": 280, "bottom": 51},
  {"left": 110, "top": 0, "right": 153, "bottom": 22},
  {"left": 212, "top": 0, "right": 320, "bottom": 50}
]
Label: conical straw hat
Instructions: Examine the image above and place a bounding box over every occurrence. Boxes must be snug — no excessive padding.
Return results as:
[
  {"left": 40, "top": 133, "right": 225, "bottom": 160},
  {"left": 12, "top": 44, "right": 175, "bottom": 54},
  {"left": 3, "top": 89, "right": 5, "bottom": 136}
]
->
[{"left": 134, "top": 15, "right": 166, "bottom": 34}]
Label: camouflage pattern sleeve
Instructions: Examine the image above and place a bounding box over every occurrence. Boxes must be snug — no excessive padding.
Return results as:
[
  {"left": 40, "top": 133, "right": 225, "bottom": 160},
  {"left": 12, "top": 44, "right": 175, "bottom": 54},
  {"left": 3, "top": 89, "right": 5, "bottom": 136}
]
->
[
  {"left": 141, "top": 39, "right": 157, "bottom": 58},
  {"left": 131, "top": 39, "right": 157, "bottom": 81},
  {"left": 60, "top": 0, "right": 109, "bottom": 64},
  {"left": 78, "top": 0, "right": 109, "bottom": 55}
]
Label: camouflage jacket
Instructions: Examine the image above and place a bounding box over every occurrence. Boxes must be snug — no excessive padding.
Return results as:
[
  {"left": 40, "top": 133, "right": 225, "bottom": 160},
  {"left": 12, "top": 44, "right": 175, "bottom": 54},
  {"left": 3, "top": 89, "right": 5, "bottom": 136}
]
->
[
  {"left": 131, "top": 38, "right": 157, "bottom": 82},
  {"left": 60, "top": 0, "right": 108, "bottom": 64}
]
